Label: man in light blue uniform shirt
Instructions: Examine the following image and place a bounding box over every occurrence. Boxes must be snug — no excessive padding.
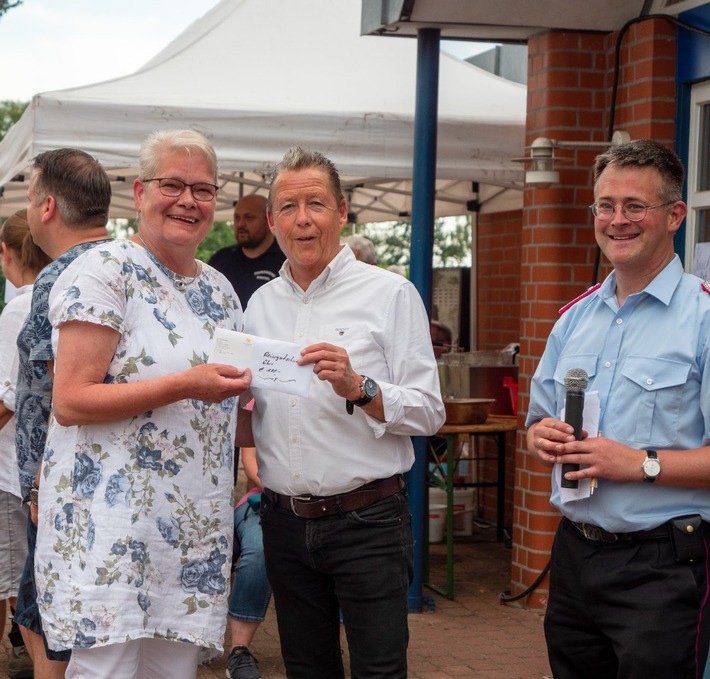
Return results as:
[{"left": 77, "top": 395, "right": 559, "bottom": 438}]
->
[{"left": 527, "top": 139, "right": 710, "bottom": 679}]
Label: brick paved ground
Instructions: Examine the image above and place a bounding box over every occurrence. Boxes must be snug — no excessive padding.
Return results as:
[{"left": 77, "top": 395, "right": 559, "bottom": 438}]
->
[{"left": 0, "top": 522, "right": 552, "bottom": 678}]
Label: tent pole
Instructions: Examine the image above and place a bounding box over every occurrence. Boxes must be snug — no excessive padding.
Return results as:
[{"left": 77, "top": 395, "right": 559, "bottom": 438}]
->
[{"left": 407, "top": 26, "right": 440, "bottom": 614}]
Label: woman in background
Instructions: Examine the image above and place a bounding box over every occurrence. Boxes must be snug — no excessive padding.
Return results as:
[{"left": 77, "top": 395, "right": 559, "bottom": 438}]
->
[{"left": 0, "top": 209, "right": 51, "bottom": 679}]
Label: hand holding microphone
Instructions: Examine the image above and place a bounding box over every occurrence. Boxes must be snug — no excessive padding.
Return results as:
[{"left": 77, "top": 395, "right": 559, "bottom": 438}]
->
[{"left": 560, "top": 368, "right": 588, "bottom": 489}]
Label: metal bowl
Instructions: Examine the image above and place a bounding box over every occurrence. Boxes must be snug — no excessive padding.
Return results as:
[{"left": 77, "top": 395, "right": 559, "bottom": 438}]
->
[{"left": 443, "top": 398, "right": 495, "bottom": 424}]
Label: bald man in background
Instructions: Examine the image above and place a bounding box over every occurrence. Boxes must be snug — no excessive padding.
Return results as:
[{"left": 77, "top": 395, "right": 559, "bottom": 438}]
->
[{"left": 209, "top": 194, "right": 286, "bottom": 309}]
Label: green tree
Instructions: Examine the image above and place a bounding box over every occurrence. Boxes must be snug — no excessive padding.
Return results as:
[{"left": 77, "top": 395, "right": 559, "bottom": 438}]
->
[
  {"left": 196, "top": 221, "right": 234, "bottom": 262},
  {"left": 346, "top": 215, "right": 472, "bottom": 273},
  {"left": 0, "top": 99, "right": 28, "bottom": 140},
  {"left": 0, "top": 0, "right": 22, "bottom": 19}
]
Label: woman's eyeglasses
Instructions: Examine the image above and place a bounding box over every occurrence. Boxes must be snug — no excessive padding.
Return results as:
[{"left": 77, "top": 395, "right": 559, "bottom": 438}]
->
[{"left": 143, "top": 177, "right": 218, "bottom": 202}]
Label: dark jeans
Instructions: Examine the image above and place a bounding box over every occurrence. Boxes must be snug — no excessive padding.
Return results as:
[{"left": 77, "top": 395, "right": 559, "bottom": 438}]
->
[
  {"left": 545, "top": 518, "right": 710, "bottom": 679},
  {"left": 261, "top": 488, "right": 413, "bottom": 679}
]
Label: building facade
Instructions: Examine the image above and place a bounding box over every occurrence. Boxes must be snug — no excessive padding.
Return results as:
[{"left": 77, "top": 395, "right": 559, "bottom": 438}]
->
[{"left": 365, "top": 0, "right": 710, "bottom": 609}]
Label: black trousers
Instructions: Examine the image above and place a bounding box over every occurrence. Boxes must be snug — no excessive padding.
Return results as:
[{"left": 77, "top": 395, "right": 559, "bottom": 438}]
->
[
  {"left": 545, "top": 518, "right": 710, "bottom": 679},
  {"left": 260, "top": 490, "right": 412, "bottom": 679}
]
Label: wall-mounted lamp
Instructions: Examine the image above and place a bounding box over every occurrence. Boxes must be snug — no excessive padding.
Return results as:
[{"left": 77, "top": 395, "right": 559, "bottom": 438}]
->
[{"left": 514, "top": 131, "right": 631, "bottom": 188}]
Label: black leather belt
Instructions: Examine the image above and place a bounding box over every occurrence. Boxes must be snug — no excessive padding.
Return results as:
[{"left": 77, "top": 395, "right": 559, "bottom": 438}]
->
[
  {"left": 263, "top": 475, "right": 405, "bottom": 519},
  {"left": 566, "top": 517, "right": 670, "bottom": 544}
]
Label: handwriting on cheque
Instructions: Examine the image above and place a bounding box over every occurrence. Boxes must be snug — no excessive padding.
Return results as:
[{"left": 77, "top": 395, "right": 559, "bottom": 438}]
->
[
  {"left": 259, "top": 351, "right": 297, "bottom": 382},
  {"left": 209, "top": 329, "right": 311, "bottom": 397}
]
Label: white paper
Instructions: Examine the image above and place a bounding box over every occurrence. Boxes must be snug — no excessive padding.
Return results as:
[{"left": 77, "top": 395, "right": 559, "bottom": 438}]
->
[
  {"left": 557, "top": 391, "right": 601, "bottom": 503},
  {"left": 209, "top": 329, "right": 312, "bottom": 397}
]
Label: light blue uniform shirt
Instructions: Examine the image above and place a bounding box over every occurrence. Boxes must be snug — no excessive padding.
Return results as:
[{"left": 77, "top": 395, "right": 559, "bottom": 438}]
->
[{"left": 527, "top": 256, "right": 710, "bottom": 532}]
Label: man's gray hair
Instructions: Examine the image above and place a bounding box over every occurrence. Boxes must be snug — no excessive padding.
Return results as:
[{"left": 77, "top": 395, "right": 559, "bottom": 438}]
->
[
  {"left": 268, "top": 146, "right": 343, "bottom": 209},
  {"left": 593, "top": 139, "right": 684, "bottom": 204}
]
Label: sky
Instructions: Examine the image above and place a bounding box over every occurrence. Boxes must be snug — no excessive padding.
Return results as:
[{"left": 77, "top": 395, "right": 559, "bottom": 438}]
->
[
  {"left": 0, "top": 0, "right": 491, "bottom": 102},
  {"left": 0, "top": 0, "right": 222, "bottom": 101}
]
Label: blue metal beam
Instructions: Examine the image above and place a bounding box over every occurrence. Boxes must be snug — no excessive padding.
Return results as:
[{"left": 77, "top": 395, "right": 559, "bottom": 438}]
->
[{"left": 406, "top": 26, "right": 440, "bottom": 613}]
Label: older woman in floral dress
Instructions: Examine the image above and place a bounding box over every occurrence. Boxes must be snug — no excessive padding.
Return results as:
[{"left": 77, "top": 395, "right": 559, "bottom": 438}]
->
[{"left": 34, "top": 130, "right": 251, "bottom": 679}]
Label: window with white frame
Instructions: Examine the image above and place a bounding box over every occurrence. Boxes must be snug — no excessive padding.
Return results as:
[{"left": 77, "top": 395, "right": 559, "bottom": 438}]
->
[{"left": 686, "top": 79, "right": 710, "bottom": 275}]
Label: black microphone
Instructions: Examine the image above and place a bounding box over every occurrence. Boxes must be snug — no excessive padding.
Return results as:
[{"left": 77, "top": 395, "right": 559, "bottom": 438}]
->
[{"left": 560, "top": 368, "right": 588, "bottom": 489}]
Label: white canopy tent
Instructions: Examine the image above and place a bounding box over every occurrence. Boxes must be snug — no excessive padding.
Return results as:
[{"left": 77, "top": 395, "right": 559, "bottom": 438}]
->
[{"left": 0, "top": 0, "right": 525, "bottom": 222}]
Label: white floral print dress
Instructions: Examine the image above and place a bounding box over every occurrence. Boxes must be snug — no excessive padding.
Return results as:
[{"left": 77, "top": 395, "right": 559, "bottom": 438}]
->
[{"left": 34, "top": 240, "right": 242, "bottom": 658}]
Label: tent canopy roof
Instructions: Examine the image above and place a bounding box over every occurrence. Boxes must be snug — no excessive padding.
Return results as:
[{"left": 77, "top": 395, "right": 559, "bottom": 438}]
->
[{"left": 0, "top": 0, "right": 526, "bottom": 222}]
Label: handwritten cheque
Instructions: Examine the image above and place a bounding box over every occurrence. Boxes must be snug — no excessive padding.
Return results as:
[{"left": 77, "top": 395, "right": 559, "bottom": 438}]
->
[{"left": 209, "top": 328, "right": 312, "bottom": 397}]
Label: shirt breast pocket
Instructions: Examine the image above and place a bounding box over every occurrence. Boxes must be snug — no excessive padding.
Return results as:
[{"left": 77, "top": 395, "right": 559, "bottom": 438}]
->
[
  {"left": 610, "top": 356, "right": 690, "bottom": 446},
  {"left": 318, "top": 324, "right": 372, "bottom": 363}
]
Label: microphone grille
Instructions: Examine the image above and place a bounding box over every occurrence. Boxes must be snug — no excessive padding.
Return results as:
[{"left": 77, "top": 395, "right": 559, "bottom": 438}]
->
[{"left": 564, "top": 367, "right": 588, "bottom": 391}]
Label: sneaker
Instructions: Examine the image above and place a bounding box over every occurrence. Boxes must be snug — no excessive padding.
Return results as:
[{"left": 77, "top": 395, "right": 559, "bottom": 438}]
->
[
  {"left": 226, "top": 645, "right": 261, "bottom": 679},
  {"left": 8, "top": 645, "right": 33, "bottom": 679}
]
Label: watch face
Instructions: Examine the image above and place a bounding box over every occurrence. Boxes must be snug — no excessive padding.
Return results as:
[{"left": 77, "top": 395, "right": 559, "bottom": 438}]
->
[
  {"left": 643, "top": 458, "right": 661, "bottom": 477},
  {"left": 363, "top": 377, "right": 378, "bottom": 399}
]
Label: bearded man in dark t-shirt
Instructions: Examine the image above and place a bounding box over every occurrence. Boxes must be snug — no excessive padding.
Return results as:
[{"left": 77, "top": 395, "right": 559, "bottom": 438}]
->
[{"left": 208, "top": 194, "right": 285, "bottom": 309}]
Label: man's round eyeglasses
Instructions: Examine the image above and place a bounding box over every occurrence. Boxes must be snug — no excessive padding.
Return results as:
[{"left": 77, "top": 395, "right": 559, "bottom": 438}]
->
[
  {"left": 589, "top": 201, "right": 673, "bottom": 222},
  {"left": 143, "top": 178, "right": 219, "bottom": 202}
]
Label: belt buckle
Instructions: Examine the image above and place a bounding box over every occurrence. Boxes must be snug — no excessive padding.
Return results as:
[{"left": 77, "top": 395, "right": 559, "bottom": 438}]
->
[
  {"left": 290, "top": 495, "right": 313, "bottom": 516},
  {"left": 580, "top": 522, "right": 617, "bottom": 543}
]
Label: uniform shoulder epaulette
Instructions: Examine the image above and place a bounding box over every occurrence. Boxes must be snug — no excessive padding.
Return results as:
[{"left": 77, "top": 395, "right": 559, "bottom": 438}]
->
[
  {"left": 558, "top": 283, "right": 602, "bottom": 315},
  {"left": 702, "top": 281, "right": 710, "bottom": 296}
]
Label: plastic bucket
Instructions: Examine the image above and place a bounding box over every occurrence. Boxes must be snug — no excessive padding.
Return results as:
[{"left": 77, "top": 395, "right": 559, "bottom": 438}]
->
[
  {"left": 429, "top": 487, "right": 475, "bottom": 536},
  {"left": 429, "top": 504, "right": 446, "bottom": 543}
]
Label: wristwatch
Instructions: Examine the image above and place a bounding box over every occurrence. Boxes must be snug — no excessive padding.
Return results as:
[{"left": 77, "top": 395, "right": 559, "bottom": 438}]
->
[
  {"left": 346, "top": 375, "right": 378, "bottom": 415},
  {"left": 642, "top": 449, "right": 661, "bottom": 482}
]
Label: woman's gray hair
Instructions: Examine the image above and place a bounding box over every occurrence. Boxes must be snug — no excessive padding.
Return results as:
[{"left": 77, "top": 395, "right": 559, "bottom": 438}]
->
[
  {"left": 268, "top": 146, "right": 343, "bottom": 209},
  {"left": 343, "top": 234, "right": 377, "bottom": 264},
  {"left": 138, "top": 129, "right": 218, "bottom": 183}
]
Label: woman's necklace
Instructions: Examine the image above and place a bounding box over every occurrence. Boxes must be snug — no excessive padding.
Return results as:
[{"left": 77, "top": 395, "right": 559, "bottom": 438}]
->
[{"left": 135, "top": 234, "right": 199, "bottom": 291}]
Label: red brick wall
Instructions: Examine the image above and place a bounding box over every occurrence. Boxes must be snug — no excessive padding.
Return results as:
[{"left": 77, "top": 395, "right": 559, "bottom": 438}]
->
[
  {"left": 511, "top": 20, "right": 678, "bottom": 609},
  {"left": 475, "top": 209, "right": 521, "bottom": 524},
  {"left": 477, "top": 209, "right": 523, "bottom": 350}
]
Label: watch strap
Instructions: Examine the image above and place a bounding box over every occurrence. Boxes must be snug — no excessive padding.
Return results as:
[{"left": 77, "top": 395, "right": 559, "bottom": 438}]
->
[{"left": 349, "top": 394, "right": 375, "bottom": 407}]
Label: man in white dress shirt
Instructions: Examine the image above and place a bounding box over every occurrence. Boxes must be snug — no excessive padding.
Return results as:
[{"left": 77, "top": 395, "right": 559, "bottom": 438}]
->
[{"left": 238, "top": 146, "right": 444, "bottom": 679}]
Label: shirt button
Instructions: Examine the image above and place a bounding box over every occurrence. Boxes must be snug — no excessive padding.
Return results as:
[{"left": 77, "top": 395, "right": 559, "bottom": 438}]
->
[
  {"left": 303, "top": 297, "right": 310, "bottom": 304},
  {"left": 646, "top": 378, "right": 654, "bottom": 385},
  {"left": 604, "top": 361, "right": 611, "bottom": 368},
  {"left": 290, "top": 399, "right": 297, "bottom": 407},
  {"left": 297, "top": 332, "right": 304, "bottom": 337},
  {"left": 616, "top": 318, "right": 623, "bottom": 325}
]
